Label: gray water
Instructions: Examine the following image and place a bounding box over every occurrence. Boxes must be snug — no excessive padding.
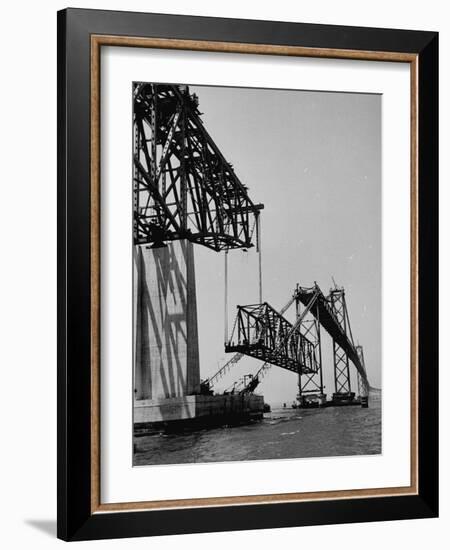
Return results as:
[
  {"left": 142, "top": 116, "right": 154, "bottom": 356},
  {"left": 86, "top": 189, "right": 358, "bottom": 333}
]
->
[{"left": 134, "top": 397, "right": 381, "bottom": 466}]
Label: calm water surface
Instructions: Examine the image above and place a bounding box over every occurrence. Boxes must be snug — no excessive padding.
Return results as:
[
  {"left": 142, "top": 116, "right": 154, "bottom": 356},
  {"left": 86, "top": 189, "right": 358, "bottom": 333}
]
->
[{"left": 134, "top": 396, "right": 381, "bottom": 466}]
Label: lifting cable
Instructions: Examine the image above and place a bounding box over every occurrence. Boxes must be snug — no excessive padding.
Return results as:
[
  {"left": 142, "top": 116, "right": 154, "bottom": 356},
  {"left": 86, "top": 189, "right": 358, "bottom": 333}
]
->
[
  {"left": 224, "top": 211, "right": 263, "bottom": 344},
  {"left": 224, "top": 249, "right": 229, "bottom": 344},
  {"left": 256, "top": 212, "right": 263, "bottom": 304}
]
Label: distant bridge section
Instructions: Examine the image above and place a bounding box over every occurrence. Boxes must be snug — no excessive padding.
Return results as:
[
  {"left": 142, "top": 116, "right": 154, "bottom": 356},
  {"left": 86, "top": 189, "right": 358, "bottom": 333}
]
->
[{"left": 218, "top": 283, "right": 372, "bottom": 401}]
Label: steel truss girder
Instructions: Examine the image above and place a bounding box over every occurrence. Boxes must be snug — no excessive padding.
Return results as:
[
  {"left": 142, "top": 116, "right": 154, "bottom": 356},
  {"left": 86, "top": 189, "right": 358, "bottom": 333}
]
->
[
  {"left": 225, "top": 302, "right": 318, "bottom": 374},
  {"left": 133, "top": 83, "right": 263, "bottom": 251}
]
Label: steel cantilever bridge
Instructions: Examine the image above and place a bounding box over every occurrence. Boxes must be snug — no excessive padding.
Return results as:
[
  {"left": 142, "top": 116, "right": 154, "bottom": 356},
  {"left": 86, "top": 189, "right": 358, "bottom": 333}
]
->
[
  {"left": 133, "top": 83, "right": 263, "bottom": 251},
  {"left": 133, "top": 82, "right": 372, "bottom": 406}
]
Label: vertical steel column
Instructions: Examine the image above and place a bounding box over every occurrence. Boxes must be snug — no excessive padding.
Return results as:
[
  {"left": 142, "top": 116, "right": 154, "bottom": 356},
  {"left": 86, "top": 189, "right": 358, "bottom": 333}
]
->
[
  {"left": 295, "top": 290, "right": 302, "bottom": 401},
  {"left": 180, "top": 106, "right": 188, "bottom": 232},
  {"left": 295, "top": 289, "right": 323, "bottom": 403},
  {"left": 316, "top": 300, "right": 324, "bottom": 394},
  {"left": 356, "top": 345, "right": 368, "bottom": 397},
  {"left": 333, "top": 341, "right": 351, "bottom": 394},
  {"left": 133, "top": 90, "right": 140, "bottom": 243},
  {"left": 330, "top": 289, "right": 352, "bottom": 395},
  {"left": 151, "top": 89, "right": 157, "bottom": 182},
  {"left": 151, "top": 89, "right": 160, "bottom": 228},
  {"left": 357, "top": 369, "right": 363, "bottom": 397}
]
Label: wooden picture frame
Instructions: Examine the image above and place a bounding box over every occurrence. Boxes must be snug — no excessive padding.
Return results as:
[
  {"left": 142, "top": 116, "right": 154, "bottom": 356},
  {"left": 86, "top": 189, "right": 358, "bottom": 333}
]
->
[{"left": 57, "top": 8, "right": 438, "bottom": 541}]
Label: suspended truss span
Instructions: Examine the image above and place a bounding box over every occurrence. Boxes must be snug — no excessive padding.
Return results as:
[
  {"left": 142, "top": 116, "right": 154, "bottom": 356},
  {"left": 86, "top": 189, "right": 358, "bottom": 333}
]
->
[
  {"left": 204, "top": 294, "right": 295, "bottom": 391},
  {"left": 225, "top": 302, "right": 319, "bottom": 374},
  {"left": 133, "top": 83, "right": 263, "bottom": 251}
]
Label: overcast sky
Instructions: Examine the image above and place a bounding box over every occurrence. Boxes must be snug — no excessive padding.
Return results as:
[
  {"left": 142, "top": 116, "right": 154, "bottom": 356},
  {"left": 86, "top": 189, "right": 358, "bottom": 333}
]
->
[{"left": 189, "top": 84, "right": 381, "bottom": 405}]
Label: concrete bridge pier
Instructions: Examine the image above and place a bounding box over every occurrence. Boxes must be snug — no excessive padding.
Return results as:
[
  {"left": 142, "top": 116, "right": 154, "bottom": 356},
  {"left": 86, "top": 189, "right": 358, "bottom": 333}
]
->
[{"left": 133, "top": 239, "right": 200, "bottom": 401}]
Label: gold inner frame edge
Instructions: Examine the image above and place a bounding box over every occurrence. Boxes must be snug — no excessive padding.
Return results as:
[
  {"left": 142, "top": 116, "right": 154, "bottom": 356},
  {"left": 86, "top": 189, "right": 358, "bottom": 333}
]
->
[{"left": 89, "top": 35, "right": 419, "bottom": 514}]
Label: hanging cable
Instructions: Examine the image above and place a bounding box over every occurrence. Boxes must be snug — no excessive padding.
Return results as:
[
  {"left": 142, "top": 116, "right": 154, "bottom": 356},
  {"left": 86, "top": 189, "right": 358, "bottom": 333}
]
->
[
  {"left": 224, "top": 249, "right": 229, "bottom": 344},
  {"left": 256, "top": 212, "right": 263, "bottom": 304}
]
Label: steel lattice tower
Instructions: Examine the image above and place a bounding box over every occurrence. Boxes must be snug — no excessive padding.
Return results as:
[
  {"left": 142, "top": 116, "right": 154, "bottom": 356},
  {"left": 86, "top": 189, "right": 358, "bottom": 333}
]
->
[{"left": 329, "top": 288, "right": 353, "bottom": 396}]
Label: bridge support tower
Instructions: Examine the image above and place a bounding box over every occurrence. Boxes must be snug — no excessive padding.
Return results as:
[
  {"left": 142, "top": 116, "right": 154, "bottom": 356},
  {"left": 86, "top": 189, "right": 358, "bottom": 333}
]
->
[
  {"left": 329, "top": 288, "right": 356, "bottom": 405},
  {"left": 294, "top": 286, "right": 326, "bottom": 408}
]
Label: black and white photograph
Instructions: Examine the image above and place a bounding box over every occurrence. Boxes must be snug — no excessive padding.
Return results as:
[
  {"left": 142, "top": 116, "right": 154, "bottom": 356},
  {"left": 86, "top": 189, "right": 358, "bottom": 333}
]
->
[{"left": 132, "top": 82, "right": 382, "bottom": 466}]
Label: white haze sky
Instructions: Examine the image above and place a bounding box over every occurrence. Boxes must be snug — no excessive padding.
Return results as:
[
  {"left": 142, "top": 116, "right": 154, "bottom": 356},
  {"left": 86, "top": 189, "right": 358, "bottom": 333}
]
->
[{"left": 190, "top": 84, "right": 381, "bottom": 405}]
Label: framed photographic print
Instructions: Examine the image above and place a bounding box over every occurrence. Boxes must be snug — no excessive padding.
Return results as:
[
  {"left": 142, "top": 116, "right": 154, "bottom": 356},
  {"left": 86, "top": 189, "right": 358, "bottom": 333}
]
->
[{"left": 57, "top": 8, "right": 438, "bottom": 541}]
